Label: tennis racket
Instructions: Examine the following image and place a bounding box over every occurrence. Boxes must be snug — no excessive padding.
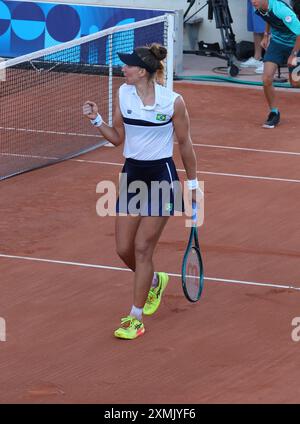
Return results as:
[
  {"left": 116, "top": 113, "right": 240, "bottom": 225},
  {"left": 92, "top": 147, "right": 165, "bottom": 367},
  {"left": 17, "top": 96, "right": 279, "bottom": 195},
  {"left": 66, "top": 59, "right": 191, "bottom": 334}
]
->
[{"left": 181, "top": 201, "right": 204, "bottom": 302}]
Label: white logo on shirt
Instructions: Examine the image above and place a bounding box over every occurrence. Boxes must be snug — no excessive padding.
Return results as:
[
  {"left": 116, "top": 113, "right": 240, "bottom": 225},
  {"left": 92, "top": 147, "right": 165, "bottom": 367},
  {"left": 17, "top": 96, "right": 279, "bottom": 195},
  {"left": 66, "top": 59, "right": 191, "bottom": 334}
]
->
[{"left": 285, "top": 15, "right": 292, "bottom": 23}]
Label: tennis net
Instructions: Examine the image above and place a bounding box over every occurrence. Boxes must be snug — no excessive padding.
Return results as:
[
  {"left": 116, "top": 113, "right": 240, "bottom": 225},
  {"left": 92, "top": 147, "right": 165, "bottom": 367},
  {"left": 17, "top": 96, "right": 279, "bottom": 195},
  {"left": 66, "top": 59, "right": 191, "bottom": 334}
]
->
[{"left": 0, "top": 14, "right": 174, "bottom": 181}]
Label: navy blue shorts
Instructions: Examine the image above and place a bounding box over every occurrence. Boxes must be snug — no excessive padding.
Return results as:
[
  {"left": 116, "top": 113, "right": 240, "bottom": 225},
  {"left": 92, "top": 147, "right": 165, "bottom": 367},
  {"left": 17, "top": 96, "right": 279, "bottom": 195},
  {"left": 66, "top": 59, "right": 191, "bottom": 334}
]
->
[
  {"left": 116, "top": 157, "right": 184, "bottom": 216},
  {"left": 264, "top": 39, "right": 300, "bottom": 72}
]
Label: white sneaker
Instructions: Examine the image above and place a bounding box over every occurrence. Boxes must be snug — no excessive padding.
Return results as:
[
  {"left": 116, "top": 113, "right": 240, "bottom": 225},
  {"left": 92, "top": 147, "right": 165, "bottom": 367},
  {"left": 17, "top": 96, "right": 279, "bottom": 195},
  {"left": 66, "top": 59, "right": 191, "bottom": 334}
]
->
[
  {"left": 255, "top": 62, "right": 264, "bottom": 74},
  {"left": 240, "top": 57, "right": 261, "bottom": 68}
]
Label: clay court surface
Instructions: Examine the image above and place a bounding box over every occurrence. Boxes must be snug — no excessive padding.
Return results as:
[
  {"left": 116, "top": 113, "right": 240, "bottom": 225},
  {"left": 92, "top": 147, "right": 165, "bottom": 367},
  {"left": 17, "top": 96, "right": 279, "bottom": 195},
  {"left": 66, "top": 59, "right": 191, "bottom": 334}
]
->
[{"left": 0, "top": 83, "right": 300, "bottom": 404}]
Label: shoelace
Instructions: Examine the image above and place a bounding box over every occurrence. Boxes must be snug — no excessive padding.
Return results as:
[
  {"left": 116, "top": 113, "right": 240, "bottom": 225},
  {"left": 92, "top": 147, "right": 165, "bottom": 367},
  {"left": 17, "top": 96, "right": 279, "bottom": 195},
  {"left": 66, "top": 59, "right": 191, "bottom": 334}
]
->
[
  {"left": 146, "top": 288, "right": 157, "bottom": 304},
  {"left": 120, "top": 316, "right": 135, "bottom": 328},
  {"left": 121, "top": 316, "right": 139, "bottom": 328}
]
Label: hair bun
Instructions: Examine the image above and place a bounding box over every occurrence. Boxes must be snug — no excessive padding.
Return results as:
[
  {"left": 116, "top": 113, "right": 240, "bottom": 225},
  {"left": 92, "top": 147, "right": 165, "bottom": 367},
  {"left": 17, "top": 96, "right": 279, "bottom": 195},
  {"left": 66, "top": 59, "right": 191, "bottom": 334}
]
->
[{"left": 149, "top": 44, "right": 167, "bottom": 61}]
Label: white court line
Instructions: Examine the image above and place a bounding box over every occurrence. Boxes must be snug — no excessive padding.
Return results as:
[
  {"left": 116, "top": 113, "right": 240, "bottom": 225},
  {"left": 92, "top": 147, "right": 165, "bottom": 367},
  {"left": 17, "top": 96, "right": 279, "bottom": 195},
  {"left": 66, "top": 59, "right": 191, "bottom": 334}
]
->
[
  {"left": 1, "top": 127, "right": 300, "bottom": 182},
  {"left": 0, "top": 253, "right": 299, "bottom": 292},
  {"left": 2, "top": 155, "right": 300, "bottom": 184},
  {"left": 1, "top": 152, "right": 59, "bottom": 160},
  {"left": 71, "top": 159, "right": 300, "bottom": 184},
  {"left": 1, "top": 154, "right": 300, "bottom": 183},
  {"left": 0, "top": 126, "right": 102, "bottom": 139},
  {"left": 2, "top": 126, "right": 300, "bottom": 156},
  {"left": 180, "top": 142, "right": 300, "bottom": 157}
]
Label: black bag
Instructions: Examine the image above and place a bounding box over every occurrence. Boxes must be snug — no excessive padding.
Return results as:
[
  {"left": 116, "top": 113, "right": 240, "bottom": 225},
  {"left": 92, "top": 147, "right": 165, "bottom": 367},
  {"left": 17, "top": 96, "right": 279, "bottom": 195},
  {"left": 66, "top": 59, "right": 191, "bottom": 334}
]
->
[
  {"left": 198, "top": 41, "right": 221, "bottom": 55},
  {"left": 235, "top": 41, "right": 255, "bottom": 61}
]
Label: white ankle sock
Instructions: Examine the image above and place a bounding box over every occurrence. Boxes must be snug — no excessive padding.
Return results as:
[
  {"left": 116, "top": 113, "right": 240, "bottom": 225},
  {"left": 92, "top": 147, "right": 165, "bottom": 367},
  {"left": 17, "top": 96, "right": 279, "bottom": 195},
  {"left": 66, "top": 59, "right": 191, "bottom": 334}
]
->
[
  {"left": 130, "top": 305, "right": 143, "bottom": 321},
  {"left": 151, "top": 272, "right": 159, "bottom": 288}
]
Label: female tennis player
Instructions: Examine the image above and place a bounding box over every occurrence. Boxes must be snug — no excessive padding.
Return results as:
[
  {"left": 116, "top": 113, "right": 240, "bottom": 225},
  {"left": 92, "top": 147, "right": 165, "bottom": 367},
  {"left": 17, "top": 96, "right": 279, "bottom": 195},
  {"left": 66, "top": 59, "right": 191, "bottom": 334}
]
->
[
  {"left": 251, "top": 0, "right": 300, "bottom": 128},
  {"left": 83, "top": 43, "right": 200, "bottom": 340}
]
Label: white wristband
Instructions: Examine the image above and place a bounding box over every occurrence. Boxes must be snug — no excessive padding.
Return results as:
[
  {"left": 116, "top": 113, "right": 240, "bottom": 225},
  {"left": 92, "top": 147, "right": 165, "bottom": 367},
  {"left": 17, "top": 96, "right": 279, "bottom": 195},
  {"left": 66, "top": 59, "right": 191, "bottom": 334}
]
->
[
  {"left": 90, "top": 113, "right": 103, "bottom": 127},
  {"left": 187, "top": 179, "right": 199, "bottom": 190}
]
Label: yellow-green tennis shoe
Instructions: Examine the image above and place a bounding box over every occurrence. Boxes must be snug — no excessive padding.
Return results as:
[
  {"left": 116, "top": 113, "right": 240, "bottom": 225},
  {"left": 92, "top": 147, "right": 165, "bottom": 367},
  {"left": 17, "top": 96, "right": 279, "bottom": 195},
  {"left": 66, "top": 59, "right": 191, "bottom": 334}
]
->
[
  {"left": 114, "top": 316, "right": 145, "bottom": 340},
  {"left": 143, "top": 272, "right": 169, "bottom": 316}
]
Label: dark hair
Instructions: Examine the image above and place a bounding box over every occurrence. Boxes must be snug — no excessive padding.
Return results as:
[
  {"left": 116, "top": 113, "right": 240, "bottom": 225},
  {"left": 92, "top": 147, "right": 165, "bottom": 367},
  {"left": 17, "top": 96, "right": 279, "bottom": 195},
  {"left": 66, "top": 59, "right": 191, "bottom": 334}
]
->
[
  {"left": 291, "top": 0, "right": 300, "bottom": 19},
  {"left": 135, "top": 43, "right": 167, "bottom": 82}
]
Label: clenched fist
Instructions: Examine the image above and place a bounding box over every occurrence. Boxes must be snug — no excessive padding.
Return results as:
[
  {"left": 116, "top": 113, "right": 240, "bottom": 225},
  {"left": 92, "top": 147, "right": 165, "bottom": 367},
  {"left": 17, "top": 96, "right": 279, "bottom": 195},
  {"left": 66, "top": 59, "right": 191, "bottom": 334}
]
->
[{"left": 83, "top": 101, "right": 98, "bottom": 120}]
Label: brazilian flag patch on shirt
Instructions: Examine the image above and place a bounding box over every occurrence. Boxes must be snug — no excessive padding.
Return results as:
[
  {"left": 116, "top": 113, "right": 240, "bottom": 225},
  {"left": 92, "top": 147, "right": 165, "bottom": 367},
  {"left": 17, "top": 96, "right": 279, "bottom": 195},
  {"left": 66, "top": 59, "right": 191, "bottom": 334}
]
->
[{"left": 156, "top": 113, "right": 167, "bottom": 121}]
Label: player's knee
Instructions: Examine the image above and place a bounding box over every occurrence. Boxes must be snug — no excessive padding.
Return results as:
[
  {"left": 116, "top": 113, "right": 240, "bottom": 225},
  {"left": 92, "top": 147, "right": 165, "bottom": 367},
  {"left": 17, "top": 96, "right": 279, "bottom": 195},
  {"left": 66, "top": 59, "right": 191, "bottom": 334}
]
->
[
  {"left": 263, "top": 74, "right": 273, "bottom": 86},
  {"left": 134, "top": 240, "right": 153, "bottom": 260}
]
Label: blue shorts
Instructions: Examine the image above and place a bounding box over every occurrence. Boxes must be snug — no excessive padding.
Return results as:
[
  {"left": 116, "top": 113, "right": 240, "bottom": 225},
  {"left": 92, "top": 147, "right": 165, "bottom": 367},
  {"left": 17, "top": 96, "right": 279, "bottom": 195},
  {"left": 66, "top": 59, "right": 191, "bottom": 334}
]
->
[
  {"left": 247, "top": 0, "right": 265, "bottom": 33},
  {"left": 264, "top": 38, "right": 300, "bottom": 71},
  {"left": 116, "top": 157, "right": 184, "bottom": 216}
]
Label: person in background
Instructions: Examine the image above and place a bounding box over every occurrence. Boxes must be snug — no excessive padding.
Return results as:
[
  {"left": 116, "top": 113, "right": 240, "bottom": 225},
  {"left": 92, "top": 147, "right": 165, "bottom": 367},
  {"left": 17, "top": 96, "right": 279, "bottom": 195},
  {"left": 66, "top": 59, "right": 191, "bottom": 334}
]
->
[
  {"left": 241, "top": 0, "right": 266, "bottom": 74},
  {"left": 252, "top": 0, "right": 300, "bottom": 128}
]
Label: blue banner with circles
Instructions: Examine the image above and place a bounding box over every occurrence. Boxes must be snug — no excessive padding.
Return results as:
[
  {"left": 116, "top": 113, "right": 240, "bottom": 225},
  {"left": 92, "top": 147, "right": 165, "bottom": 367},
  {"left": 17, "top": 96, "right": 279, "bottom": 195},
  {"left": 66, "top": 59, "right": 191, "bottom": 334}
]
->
[{"left": 0, "top": 1, "right": 163, "bottom": 58}]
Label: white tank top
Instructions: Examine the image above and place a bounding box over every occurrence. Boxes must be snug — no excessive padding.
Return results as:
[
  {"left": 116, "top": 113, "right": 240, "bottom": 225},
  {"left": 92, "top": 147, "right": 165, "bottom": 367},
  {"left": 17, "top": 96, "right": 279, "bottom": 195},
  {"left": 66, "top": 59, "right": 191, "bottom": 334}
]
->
[{"left": 119, "top": 83, "right": 180, "bottom": 160}]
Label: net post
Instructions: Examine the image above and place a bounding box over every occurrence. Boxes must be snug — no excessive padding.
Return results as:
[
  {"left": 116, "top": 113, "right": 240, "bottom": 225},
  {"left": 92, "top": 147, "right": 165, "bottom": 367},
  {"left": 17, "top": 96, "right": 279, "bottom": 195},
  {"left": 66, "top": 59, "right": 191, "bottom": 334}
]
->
[
  {"left": 166, "top": 13, "right": 175, "bottom": 90},
  {"left": 0, "top": 317, "right": 6, "bottom": 342},
  {"left": 108, "top": 34, "right": 113, "bottom": 126},
  {"left": 105, "top": 33, "right": 114, "bottom": 147},
  {"left": 0, "top": 57, "right": 6, "bottom": 81}
]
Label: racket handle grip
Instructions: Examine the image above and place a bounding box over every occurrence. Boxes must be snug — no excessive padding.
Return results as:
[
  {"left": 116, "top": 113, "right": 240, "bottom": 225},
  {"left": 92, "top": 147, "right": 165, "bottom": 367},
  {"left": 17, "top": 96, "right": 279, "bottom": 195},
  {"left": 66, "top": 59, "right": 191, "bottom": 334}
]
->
[{"left": 192, "top": 201, "right": 198, "bottom": 222}]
